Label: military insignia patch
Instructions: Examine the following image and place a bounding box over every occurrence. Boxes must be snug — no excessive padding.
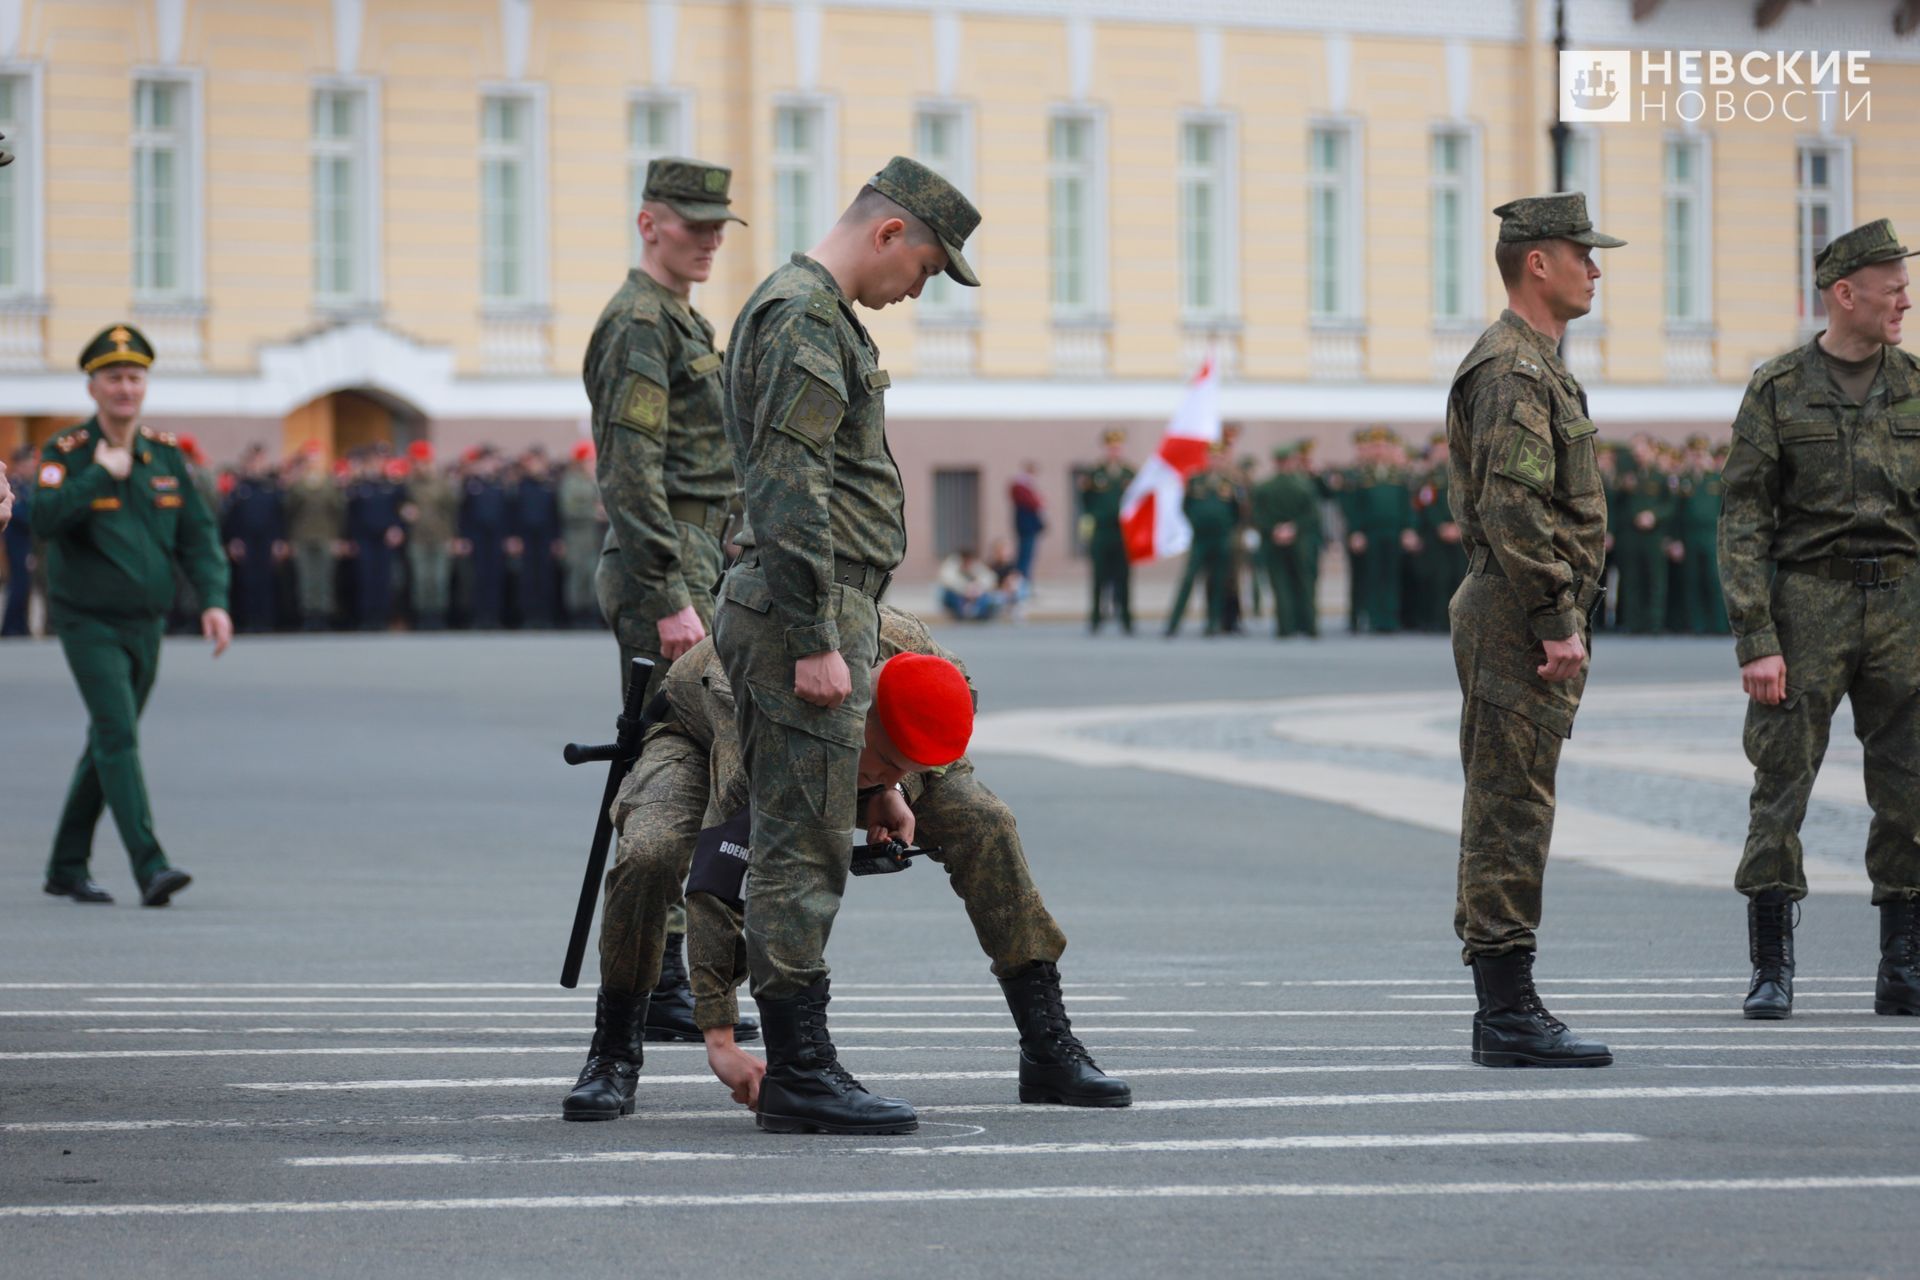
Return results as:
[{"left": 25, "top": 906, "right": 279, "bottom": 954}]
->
[
  {"left": 862, "top": 369, "right": 892, "bottom": 393},
  {"left": 38, "top": 461, "right": 64, "bottom": 488},
  {"left": 780, "top": 375, "right": 845, "bottom": 449},
  {"left": 688, "top": 352, "right": 723, "bottom": 377},
  {"left": 155, "top": 494, "right": 184, "bottom": 509},
  {"left": 1512, "top": 354, "right": 1544, "bottom": 381},
  {"left": 91, "top": 496, "right": 121, "bottom": 511},
  {"left": 1496, "top": 431, "right": 1556, "bottom": 495},
  {"left": 618, "top": 376, "right": 668, "bottom": 436},
  {"left": 151, "top": 474, "right": 180, "bottom": 491},
  {"left": 55, "top": 430, "right": 89, "bottom": 454},
  {"left": 703, "top": 169, "right": 727, "bottom": 193}
]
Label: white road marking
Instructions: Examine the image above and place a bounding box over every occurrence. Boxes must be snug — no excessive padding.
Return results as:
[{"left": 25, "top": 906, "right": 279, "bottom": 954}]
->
[
  {"left": 82, "top": 995, "right": 1112, "bottom": 1006},
  {"left": 288, "top": 1151, "right": 761, "bottom": 1167},
  {"left": 1393, "top": 992, "right": 1872, "bottom": 1001},
  {"left": 7, "top": 1175, "right": 1919, "bottom": 1219}
]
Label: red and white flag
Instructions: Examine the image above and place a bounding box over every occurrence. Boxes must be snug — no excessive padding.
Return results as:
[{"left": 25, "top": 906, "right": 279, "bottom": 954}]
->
[{"left": 1120, "top": 358, "right": 1221, "bottom": 563}]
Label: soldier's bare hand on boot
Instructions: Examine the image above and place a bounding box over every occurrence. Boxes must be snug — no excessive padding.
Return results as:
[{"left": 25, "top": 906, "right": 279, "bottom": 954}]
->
[
  {"left": 1742, "top": 655, "right": 1787, "bottom": 706},
  {"left": 703, "top": 1026, "right": 765, "bottom": 1108}
]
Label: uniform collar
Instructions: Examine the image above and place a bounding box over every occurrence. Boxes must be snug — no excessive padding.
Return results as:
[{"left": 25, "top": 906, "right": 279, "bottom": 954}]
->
[
  {"left": 629, "top": 267, "right": 696, "bottom": 322},
  {"left": 1497, "top": 309, "right": 1571, "bottom": 378},
  {"left": 1802, "top": 332, "right": 1891, "bottom": 407}
]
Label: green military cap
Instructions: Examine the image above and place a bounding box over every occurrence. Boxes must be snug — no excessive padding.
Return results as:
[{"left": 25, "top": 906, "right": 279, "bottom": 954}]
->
[
  {"left": 643, "top": 157, "right": 747, "bottom": 225},
  {"left": 79, "top": 323, "right": 155, "bottom": 374},
  {"left": 1814, "top": 218, "right": 1917, "bottom": 289},
  {"left": 1492, "top": 192, "right": 1625, "bottom": 248},
  {"left": 1685, "top": 432, "right": 1711, "bottom": 451},
  {"left": 1100, "top": 428, "right": 1126, "bottom": 445},
  {"left": 868, "top": 155, "right": 981, "bottom": 287},
  {"left": 1272, "top": 443, "right": 1295, "bottom": 462}
]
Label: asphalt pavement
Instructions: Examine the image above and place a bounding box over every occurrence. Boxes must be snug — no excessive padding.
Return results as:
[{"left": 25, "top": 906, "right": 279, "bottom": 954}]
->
[{"left": 1, "top": 623, "right": 1913, "bottom": 1279}]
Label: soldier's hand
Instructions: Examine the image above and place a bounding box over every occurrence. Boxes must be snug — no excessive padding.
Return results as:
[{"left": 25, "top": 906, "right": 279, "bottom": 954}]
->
[
  {"left": 1400, "top": 530, "right": 1423, "bottom": 553},
  {"left": 1347, "top": 531, "right": 1368, "bottom": 554},
  {"left": 384, "top": 526, "right": 405, "bottom": 549},
  {"left": 1537, "top": 632, "right": 1586, "bottom": 683},
  {"left": 1438, "top": 522, "right": 1462, "bottom": 544},
  {"left": 0, "top": 129, "right": 12, "bottom": 167},
  {"left": 1634, "top": 510, "right": 1657, "bottom": 532},
  {"left": 656, "top": 605, "right": 707, "bottom": 662},
  {"left": 226, "top": 539, "right": 246, "bottom": 561},
  {"left": 703, "top": 1028, "right": 765, "bottom": 1109},
  {"left": 201, "top": 607, "right": 234, "bottom": 658},
  {"left": 1742, "top": 655, "right": 1788, "bottom": 706},
  {"left": 865, "top": 786, "right": 916, "bottom": 848},
  {"left": 0, "top": 460, "right": 12, "bottom": 530},
  {"left": 1667, "top": 541, "right": 1685, "bottom": 563},
  {"left": 1274, "top": 523, "right": 1296, "bottom": 546},
  {"left": 794, "top": 649, "right": 851, "bottom": 709},
  {"left": 94, "top": 440, "right": 133, "bottom": 480}
]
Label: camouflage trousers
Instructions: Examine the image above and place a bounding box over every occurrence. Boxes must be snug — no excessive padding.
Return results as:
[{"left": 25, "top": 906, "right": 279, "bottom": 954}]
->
[
  {"left": 685, "top": 756, "right": 1070, "bottom": 1029},
  {"left": 1450, "top": 572, "right": 1589, "bottom": 963},
  {"left": 292, "top": 542, "right": 333, "bottom": 620},
  {"left": 1738, "top": 570, "right": 1920, "bottom": 905},
  {"left": 714, "top": 564, "right": 880, "bottom": 1001},
  {"left": 407, "top": 541, "right": 450, "bottom": 620},
  {"left": 594, "top": 520, "right": 726, "bottom": 706}
]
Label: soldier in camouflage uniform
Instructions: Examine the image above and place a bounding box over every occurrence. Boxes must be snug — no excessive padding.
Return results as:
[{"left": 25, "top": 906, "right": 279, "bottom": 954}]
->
[
  {"left": 283, "top": 446, "right": 344, "bottom": 631},
  {"left": 1447, "top": 194, "right": 1621, "bottom": 1068},
  {"left": 1078, "top": 429, "right": 1134, "bottom": 633},
  {"left": 557, "top": 441, "right": 603, "bottom": 628},
  {"left": 712, "top": 156, "right": 982, "bottom": 1135},
  {"left": 1718, "top": 218, "right": 1920, "bottom": 1021},
  {"left": 582, "top": 158, "right": 745, "bottom": 1042},
  {"left": 563, "top": 605, "right": 1128, "bottom": 1121},
  {"left": 401, "top": 441, "right": 458, "bottom": 630}
]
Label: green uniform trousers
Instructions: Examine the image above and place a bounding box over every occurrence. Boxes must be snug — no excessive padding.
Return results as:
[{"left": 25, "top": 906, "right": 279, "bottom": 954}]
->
[
  {"left": 563, "top": 528, "right": 601, "bottom": 622},
  {"left": 47, "top": 611, "right": 172, "bottom": 888},
  {"left": 714, "top": 569, "right": 880, "bottom": 1000},
  {"left": 1450, "top": 573, "right": 1589, "bottom": 963},
  {"left": 1165, "top": 537, "right": 1230, "bottom": 636},
  {"left": 598, "top": 728, "right": 718, "bottom": 997},
  {"left": 1615, "top": 534, "right": 1668, "bottom": 634},
  {"left": 1263, "top": 544, "right": 1318, "bottom": 637},
  {"left": 1087, "top": 530, "right": 1132, "bottom": 631},
  {"left": 292, "top": 542, "right": 333, "bottom": 622},
  {"left": 408, "top": 541, "right": 451, "bottom": 622},
  {"left": 1738, "top": 570, "right": 1920, "bottom": 905},
  {"left": 1357, "top": 537, "right": 1403, "bottom": 634}
]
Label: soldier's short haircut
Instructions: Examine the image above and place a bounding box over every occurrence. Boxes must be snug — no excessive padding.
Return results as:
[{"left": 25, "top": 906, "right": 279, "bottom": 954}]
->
[
  {"left": 839, "top": 185, "right": 940, "bottom": 249},
  {"left": 1495, "top": 237, "right": 1552, "bottom": 287}
]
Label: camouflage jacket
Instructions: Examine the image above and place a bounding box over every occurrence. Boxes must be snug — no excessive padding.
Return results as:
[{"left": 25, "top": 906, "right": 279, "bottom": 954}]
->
[
  {"left": 284, "top": 471, "right": 345, "bottom": 544},
  {"left": 723, "top": 254, "right": 904, "bottom": 658},
  {"left": 1717, "top": 337, "right": 1920, "bottom": 665},
  {"left": 583, "top": 269, "right": 735, "bottom": 623},
  {"left": 404, "top": 470, "right": 460, "bottom": 545},
  {"left": 1446, "top": 309, "right": 1608, "bottom": 642},
  {"left": 556, "top": 466, "right": 601, "bottom": 530}
]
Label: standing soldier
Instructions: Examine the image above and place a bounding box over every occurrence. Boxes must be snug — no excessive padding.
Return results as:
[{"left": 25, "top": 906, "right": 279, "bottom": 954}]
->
[
  {"left": 1346, "top": 429, "right": 1412, "bottom": 634},
  {"left": 284, "top": 445, "right": 344, "bottom": 631},
  {"left": 1447, "top": 195, "right": 1621, "bottom": 1067},
  {"left": 1718, "top": 218, "right": 1920, "bottom": 1021},
  {"left": 558, "top": 441, "right": 603, "bottom": 628},
  {"left": 1078, "top": 428, "right": 1134, "bottom": 634},
  {"left": 345, "top": 454, "right": 405, "bottom": 632},
  {"left": 401, "top": 441, "right": 457, "bottom": 631},
  {"left": 220, "top": 445, "right": 286, "bottom": 633},
  {"left": 457, "top": 448, "right": 510, "bottom": 629},
  {"left": 586, "top": 158, "right": 743, "bottom": 703},
  {"left": 1669, "top": 434, "right": 1723, "bottom": 635},
  {"left": 713, "top": 157, "right": 980, "bottom": 1134},
  {"left": 1162, "top": 445, "right": 1238, "bottom": 638},
  {"left": 509, "top": 446, "right": 562, "bottom": 629},
  {"left": 1254, "top": 443, "right": 1325, "bottom": 638},
  {"left": 1415, "top": 432, "right": 1468, "bottom": 633},
  {"left": 36, "top": 325, "right": 232, "bottom": 905},
  {"left": 1614, "top": 435, "right": 1675, "bottom": 633}
]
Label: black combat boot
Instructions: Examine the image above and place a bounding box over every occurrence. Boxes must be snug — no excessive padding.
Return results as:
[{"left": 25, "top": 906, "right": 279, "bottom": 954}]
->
[
  {"left": 561, "top": 989, "right": 647, "bottom": 1121},
  {"left": 1470, "top": 950, "right": 1612, "bottom": 1068},
  {"left": 644, "top": 933, "right": 759, "bottom": 1043},
  {"left": 998, "top": 961, "right": 1132, "bottom": 1107},
  {"left": 754, "top": 980, "right": 917, "bottom": 1135},
  {"left": 1876, "top": 897, "right": 1920, "bottom": 1017},
  {"left": 1743, "top": 891, "right": 1796, "bottom": 1019}
]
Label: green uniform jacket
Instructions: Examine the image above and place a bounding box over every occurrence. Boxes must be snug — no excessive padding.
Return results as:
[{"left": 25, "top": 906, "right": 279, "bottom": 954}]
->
[
  {"left": 284, "top": 471, "right": 345, "bottom": 543},
  {"left": 1250, "top": 472, "right": 1323, "bottom": 549},
  {"left": 1717, "top": 338, "right": 1920, "bottom": 665},
  {"left": 723, "top": 254, "right": 903, "bottom": 658},
  {"left": 1077, "top": 462, "right": 1133, "bottom": 534},
  {"left": 35, "top": 419, "right": 229, "bottom": 618},
  {"left": 583, "top": 269, "right": 735, "bottom": 625},
  {"left": 1182, "top": 474, "right": 1240, "bottom": 541},
  {"left": 404, "top": 470, "right": 460, "bottom": 545}
]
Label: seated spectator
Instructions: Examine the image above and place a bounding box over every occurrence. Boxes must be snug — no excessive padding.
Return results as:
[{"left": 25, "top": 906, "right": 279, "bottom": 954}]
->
[
  {"left": 938, "top": 548, "right": 1005, "bottom": 622},
  {"left": 986, "top": 535, "right": 1029, "bottom": 619}
]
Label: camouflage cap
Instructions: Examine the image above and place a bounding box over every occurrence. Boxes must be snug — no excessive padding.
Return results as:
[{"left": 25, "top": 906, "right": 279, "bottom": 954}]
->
[
  {"left": 1492, "top": 192, "right": 1625, "bottom": 248},
  {"left": 79, "top": 323, "right": 155, "bottom": 374},
  {"left": 1814, "top": 218, "right": 1916, "bottom": 289},
  {"left": 643, "top": 157, "right": 747, "bottom": 225},
  {"left": 868, "top": 155, "right": 981, "bottom": 287}
]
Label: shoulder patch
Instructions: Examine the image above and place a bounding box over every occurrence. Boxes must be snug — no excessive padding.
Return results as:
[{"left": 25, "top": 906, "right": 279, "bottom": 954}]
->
[
  {"left": 778, "top": 375, "right": 846, "bottom": 451},
  {"left": 1494, "top": 430, "right": 1555, "bottom": 496},
  {"left": 627, "top": 289, "right": 664, "bottom": 324},
  {"left": 38, "top": 461, "right": 64, "bottom": 489},
  {"left": 55, "top": 429, "right": 91, "bottom": 454},
  {"left": 618, "top": 376, "right": 669, "bottom": 436},
  {"left": 138, "top": 425, "right": 178, "bottom": 447}
]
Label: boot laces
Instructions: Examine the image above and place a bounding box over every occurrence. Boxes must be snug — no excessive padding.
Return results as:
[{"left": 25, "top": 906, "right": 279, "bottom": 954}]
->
[
  {"left": 1897, "top": 902, "right": 1920, "bottom": 965},
  {"left": 1514, "top": 955, "right": 1569, "bottom": 1035},
  {"left": 1020, "top": 981, "right": 1094, "bottom": 1065},
  {"left": 1750, "top": 899, "right": 1797, "bottom": 975},
  {"left": 796, "top": 1002, "right": 864, "bottom": 1092}
]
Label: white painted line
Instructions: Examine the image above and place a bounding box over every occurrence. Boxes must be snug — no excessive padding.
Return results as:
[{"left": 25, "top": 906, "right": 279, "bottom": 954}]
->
[
  {"left": 0, "top": 1114, "right": 560, "bottom": 1135},
  {"left": 84, "top": 995, "right": 1111, "bottom": 1006},
  {"left": 66, "top": 1026, "right": 1186, "bottom": 1038},
  {"left": 1393, "top": 992, "right": 1872, "bottom": 1001},
  {"left": 288, "top": 1151, "right": 760, "bottom": 1167},
  {"left": 7, "top": 1175, "right": 1920, "bottom": 1219}
]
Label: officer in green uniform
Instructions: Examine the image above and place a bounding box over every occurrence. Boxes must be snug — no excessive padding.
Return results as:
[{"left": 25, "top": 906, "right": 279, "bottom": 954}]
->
[
  {"left": 582, "top": 157, "right": 748, "bottom": 1047},
  {"left": 714, "top": 156, "right": 980, "bottom": 1135},
  {"left": 401, "top": 441, "right": 458, "bottom": 630},
  {"left": 1078, "top": 428, "right": 1134, "bottom": 634},
  {"left": 283, "top": 446, "right": 344, "bottom": 630},
  {"left": 1448, "top": 194, "right": 1621, "bottom": 1067},
  {"left": 586, "top": 157, "right": 744, "bottom": 707},
  {"left": 1718, "top": 218, "right": 1920, "bottom": 1021},
  {"left": 1670, "top": 434, "right": 1724, "bottom": 635},
  {"left": 1250, "top": 444, "right": 1322, "bottom": 637},
  {"left": 1163, "top": 445, "right": 1238, "bottom": 637},
  {"left": 35, "top": 325, "right": 232, "bottom": 906},
  {"left": 557, "top": 441, "right": 603, "bottom": 627},
  {"left": 1346, "top": 428, "right": 1413, "bottom": 634},
  {"left": 1415, "top": 432, "right": 1468, "bottom": 632},
  {"left": 1614, "top": 435, "right": 1675, "bottom": 633}
]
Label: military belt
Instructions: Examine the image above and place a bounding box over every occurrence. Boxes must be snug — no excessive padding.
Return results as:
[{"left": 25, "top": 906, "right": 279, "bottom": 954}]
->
[
  {"left": 667, "top": 496, "right": 728, "bottom": 540},
  {"left": 831, "top": 555, "right": 893, "bottom": 603},
  {"left": 1467, "top": 544, "right": 1603, "bottom": 618},
  {"left": 1779, "top": 554, "right": 1911, "bottom": 591}
]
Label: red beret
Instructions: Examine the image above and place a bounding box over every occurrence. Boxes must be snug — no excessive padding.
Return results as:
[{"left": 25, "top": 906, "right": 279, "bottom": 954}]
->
[
  {"left": 872, "top": 653, "right": 972, "bottom": 768},
  {"left": 572, "top": 440, "right": 595, "bottom": 462},
  {"left": 408, "top": 440, "right": 434, "bottom": 462},
  {"left": 176, "top": 433, "right": 203, "bottom": 462}
]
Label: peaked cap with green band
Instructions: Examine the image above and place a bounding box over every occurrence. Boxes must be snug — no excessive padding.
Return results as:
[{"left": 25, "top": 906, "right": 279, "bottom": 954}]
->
[
  {"left": 868, "top": 155, "right": 981, "bottom": 286},
  {"left": 1814, "top": 218, "right": 1917, "bottom": 289},
  {"left": 1492, "top": 192, "right": 1625, "bottom": 248},
  {"left": 79, "top": 323, "right": 156, "bottom": 374},
  {"left": 643, "top": 157, "right": 747, "bottom": 225}
]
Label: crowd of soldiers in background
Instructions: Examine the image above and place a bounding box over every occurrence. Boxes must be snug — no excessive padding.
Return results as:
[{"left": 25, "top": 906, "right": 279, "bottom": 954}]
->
[
  {"left": 1126, "top": 425, "right": 1733, "bottom": 639},
  {"left": 0, "top": 436, "right": 610, "bottom": 638}
]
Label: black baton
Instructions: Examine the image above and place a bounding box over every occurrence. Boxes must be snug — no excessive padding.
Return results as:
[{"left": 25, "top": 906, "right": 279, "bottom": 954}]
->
[{"left": 558, "top": 656, "right": 658, "bottom": 989}]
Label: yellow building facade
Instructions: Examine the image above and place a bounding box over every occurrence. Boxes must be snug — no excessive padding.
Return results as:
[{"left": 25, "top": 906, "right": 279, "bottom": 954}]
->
[{"left": 2, "top": 0, "right": 1917, "bottom": 577}]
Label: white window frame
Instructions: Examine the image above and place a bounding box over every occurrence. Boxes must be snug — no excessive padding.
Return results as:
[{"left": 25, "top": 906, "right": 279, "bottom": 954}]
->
[
  {"left": 310, "top": 77, "right": 382, "bottom": 314},
  {"left": 771, "top": 96, "right": 836, "bottom": 269},
  {"left": 1795, "top": 137, "right": 1853, "bottom": 328},
  {"left": 1178, "top": 111, "right": 1239, "bottom": 326},
  {"left": 478, "top": 84, "right": 549, "bottom": 310},
  {"left": 1048, "top": 107, "right": 1108, "bottom": 324},
  {"left": 627, "top": 88, "right": 693, "bottom": 267},
  {"left": 131, "top": 69, "right": 205, "bottom": 304},
  {"left": 1428, "top": 123, "right": 1481, "bottom": 327},
  {"left": 913, "top": 99, "right": 975, "bottom": 320},
  {"left": 1562, "top": 125, "right": 1604, "bottom": 325},
  {"left": 1662, "top": 132, "right": 1712, "bottom": 331},
  {"left": 0, "top": 63, "right": 45, "bottom": 302},
  {"left": 1307, "top": 118, "right": 1363, "bottom": 326}
]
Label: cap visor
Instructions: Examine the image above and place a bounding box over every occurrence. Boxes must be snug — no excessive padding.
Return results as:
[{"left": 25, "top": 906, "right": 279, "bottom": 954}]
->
[
  {"left": 662, "top": 199, "right": 747, "bottom": 226},
  {"left": 1569, "top": 230, "right": 1627, "bottom": 249},
  {"left": 941, "top": 241, "right": 979, "bottom": 287}
]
